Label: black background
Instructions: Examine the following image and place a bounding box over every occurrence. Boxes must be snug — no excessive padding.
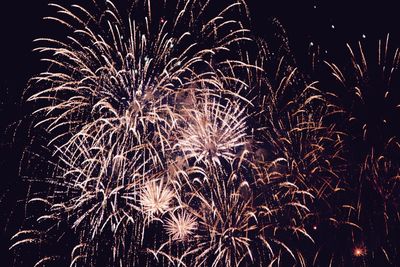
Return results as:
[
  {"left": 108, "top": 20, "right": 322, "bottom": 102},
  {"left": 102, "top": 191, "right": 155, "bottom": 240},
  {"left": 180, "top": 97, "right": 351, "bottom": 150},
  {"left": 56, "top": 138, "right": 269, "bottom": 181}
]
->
[{"left": 1, "top": 0, "right": 399, "bottom": 265}]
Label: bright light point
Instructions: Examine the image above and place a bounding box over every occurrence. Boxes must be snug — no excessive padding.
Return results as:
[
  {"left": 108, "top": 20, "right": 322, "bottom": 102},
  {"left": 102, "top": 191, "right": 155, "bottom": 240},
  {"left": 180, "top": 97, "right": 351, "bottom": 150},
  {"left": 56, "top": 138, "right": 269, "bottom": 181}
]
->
[
  {"left": 331, "top": 24, "right": 335, "bottom": 29},
  {"left": 353, "top": 247, "right": 366, "bottom": 257},
  {"left": 310, "top": 41, "right": 314, "bottom": 46},
  {"left": 362, "top": 34, "right": 366, "bottom": 39}
]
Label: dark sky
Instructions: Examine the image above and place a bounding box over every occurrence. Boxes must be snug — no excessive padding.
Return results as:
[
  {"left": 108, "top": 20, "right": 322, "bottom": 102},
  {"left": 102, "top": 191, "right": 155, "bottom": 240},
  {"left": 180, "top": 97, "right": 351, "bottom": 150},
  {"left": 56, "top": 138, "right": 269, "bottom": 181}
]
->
[
  {"left": 0, "top": 0, "right": 399, "bottom": 265},
  {"left": 1, "top": 0, "right": 399, "bottom": 98}
]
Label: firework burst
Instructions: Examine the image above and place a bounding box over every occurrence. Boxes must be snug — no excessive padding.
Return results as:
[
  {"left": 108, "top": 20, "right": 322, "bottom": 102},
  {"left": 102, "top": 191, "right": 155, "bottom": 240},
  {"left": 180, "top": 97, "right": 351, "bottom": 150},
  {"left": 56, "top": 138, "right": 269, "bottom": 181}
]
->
[
  {"left": 164, "top": 210, "right": 197, "bottom": 242},
  {"left": 173, "top": 92, "right": 249, "bottom": 172},
  {"left": 11, "top": 0, "right": 252, "bottom": 266},
  {"left": 7, "top": 1, "right": 400, "bottom": 266},
  {"left": 140, "top": 179, "right": 175, "bottom": 223}
]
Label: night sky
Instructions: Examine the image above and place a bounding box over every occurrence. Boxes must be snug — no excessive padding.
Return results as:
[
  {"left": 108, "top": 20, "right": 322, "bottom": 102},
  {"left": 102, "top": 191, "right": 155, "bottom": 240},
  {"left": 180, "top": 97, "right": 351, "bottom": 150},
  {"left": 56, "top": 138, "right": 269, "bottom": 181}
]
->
[
  {"left": 1, "top": 1, "right": 399, "bottom": 94},
  {"left": 1, "top": 0, "right": 400, "bottom": 266},
  {"left": 1, "top": 0, "right": 399, "bottom": 121}
]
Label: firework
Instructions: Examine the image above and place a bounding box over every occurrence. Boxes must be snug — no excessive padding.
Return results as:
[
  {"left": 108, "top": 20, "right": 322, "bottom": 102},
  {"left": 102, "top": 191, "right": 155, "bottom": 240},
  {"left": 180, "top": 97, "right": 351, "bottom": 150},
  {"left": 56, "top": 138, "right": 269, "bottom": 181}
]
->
[
  {"left": 164, "top": 210, "right": 197, "bottom": 242},
  {"left": 353, "top": 246, "right": 367, "bottom": 258},
  {"left": 244, "top": 31, "right": 352, "bottom": 267},
  {"left": 8, "top": 0, "right": 400, "bottom": 266},
  {"left": 11, "top": 0, "right": 252, "bottom": 266},
  {"left": 140, "top": 179, "right": 175, "bottom": 223},
  {"left": 173, "top": 92, "right": 249, "bottom": 172},
  {"left": 314, "top": 35, "right": 400, "bottom": 265}
]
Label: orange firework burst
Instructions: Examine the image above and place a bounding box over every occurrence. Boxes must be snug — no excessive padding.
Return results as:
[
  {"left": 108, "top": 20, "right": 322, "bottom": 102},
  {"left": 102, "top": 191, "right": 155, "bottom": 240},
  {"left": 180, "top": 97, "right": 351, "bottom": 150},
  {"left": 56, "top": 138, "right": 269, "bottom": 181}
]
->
[{"left": 353, "top": 246, "right": 367, "bottom": 257}]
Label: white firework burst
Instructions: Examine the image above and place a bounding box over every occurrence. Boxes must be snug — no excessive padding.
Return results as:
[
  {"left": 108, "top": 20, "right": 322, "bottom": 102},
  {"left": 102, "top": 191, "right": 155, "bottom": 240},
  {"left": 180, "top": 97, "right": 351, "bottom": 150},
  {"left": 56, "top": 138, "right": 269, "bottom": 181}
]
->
[
  {"left": 183, "top": 173, "right": 256, "bottom": 267},
  {"left": 174, "top": 93, "right": 249, "bottom": 171},
  {"left": 164, "top": 210, "right": 198, "bottom": 242},
  {"left": 28, "top": 0, "right": 248, "bottom": 149},
  {"left": 139, "top": 179, "right": 175, "bottom": 223},
  {"left": 50, "top": 132, "right": 149, "bottom": 236}
]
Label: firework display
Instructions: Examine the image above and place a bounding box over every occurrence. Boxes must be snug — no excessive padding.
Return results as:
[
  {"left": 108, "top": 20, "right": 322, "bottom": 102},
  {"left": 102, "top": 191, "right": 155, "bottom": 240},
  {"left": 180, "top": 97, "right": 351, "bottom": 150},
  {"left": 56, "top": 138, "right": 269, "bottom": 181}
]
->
[{"left": 3, "top": 0, "right": 400, "bottom": 266}]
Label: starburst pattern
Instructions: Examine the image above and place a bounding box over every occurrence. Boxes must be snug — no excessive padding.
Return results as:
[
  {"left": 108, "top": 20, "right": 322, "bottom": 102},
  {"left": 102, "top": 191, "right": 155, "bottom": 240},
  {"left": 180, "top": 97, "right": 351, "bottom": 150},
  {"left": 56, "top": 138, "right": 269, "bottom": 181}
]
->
[
  {"left": 164, "top": 210, "right": 197, "bottom": 241},
  {"left": 140, "top": 180, "right": 175, "bottom": 222},
  {"left": 174, "top": 93, "right": 249, "bottom": 171}
]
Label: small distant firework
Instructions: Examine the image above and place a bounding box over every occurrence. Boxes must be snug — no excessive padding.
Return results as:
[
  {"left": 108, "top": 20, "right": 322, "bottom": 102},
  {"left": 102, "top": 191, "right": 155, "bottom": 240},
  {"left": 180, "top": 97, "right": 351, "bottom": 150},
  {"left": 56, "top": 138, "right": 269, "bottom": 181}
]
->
[{"left": 353, "top": 246, "right": 367, "bottom": 258}]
